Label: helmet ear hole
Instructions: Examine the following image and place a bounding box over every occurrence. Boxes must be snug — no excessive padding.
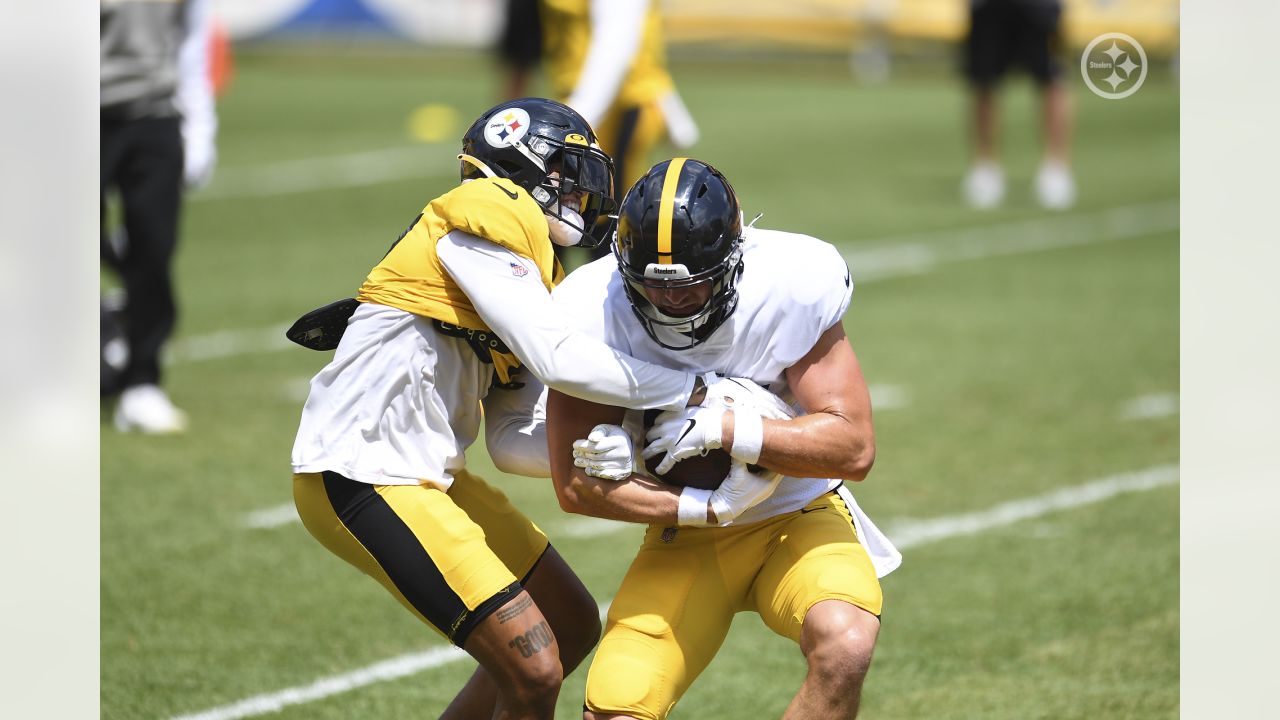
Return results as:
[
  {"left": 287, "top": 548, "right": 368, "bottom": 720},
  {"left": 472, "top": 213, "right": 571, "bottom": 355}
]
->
[
  {"left": 494, "top": 159, "right": 523, "bottom": 177},
  {"left": 697, "top": 184, "right": 709, "bottom": 198}
]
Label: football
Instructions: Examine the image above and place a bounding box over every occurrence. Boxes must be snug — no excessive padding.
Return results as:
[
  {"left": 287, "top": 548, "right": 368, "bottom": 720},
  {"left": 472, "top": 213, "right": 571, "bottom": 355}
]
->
[{"left": 641, "top": 409, "right": 731, "bottom": 490}]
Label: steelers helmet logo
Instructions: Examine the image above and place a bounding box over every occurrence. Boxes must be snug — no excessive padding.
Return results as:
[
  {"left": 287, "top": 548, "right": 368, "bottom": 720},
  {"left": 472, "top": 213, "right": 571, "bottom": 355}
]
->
[{"left": 484, "top": 107, "right": 532, "bottom": 148}]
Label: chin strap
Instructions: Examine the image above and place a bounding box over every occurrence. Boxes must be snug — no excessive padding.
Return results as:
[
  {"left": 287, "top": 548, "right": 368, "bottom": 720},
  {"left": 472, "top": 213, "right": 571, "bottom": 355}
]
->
[{"left": 458, "top": 153, "right": 498, "bottom": 178}]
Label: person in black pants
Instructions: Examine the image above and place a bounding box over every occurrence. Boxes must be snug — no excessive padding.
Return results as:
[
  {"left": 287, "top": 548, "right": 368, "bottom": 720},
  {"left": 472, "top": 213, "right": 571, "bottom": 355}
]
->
[
  {"left": 961, "top": 0, "right": 1075, "bottom": 210},
  {"left": 101, "top": 0, "right": 217, "bottom": 432},
  {"left": 497, "top": 0, "right": 543, "bottom": 100}
]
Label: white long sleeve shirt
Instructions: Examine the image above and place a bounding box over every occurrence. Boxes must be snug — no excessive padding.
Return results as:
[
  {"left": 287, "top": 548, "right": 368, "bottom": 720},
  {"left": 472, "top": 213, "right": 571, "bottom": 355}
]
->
[{"left": 291, "top": 229, "right": 694, "bottom": 488}]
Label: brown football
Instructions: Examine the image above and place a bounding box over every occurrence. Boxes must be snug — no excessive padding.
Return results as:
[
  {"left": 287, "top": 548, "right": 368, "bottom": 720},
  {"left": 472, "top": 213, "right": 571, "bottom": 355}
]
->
[
  {"left": 642, "top": 409, "right": 731, "bottom": 490},
  {"left": 643, "top": 450, "right": 732, "bottom": 490}
]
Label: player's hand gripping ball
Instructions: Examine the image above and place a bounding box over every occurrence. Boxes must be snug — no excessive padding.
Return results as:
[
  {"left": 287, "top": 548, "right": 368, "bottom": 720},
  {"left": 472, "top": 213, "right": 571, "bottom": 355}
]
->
[
  {"left": 572, "top": 424, "right": 636, "bottom": 481},
  {"left": 642, "top": 376, "right": 797, "bottom": 490}
]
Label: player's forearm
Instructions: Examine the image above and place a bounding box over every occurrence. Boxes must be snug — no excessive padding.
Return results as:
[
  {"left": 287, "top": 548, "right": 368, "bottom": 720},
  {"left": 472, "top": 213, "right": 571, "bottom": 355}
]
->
[
  {"left": 727, "top": 411, "right": 875, "bottom": 482},
  {"left": 528, "top": 332, "right": 694, "bottom": 411},
  {"left": 438, "top": 233, "right": 696, "bottom": 411},
  {"left": 485, "top": 416, "right": 550, "bottom": 478},
  {"left": 554, "top": 472, "right": 681, "bottom": 524},
  {"left": 482, "top": 377, "right": 551, "bottom": 477}
]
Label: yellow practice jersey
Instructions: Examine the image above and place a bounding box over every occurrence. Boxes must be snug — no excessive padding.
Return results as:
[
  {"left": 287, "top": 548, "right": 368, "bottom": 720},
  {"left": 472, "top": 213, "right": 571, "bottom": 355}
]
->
[
  {"left": 356, "top": 177, "right": 562, "bottom": 383},
  {"left": 541, "top": 0, "right": 674, "bottom": 108}
]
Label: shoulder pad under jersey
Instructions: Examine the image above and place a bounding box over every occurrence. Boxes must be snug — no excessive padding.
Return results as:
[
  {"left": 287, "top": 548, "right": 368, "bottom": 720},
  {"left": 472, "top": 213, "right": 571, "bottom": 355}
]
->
[{"left": 432, "top": 178, "right": 551, "bottom": 260}]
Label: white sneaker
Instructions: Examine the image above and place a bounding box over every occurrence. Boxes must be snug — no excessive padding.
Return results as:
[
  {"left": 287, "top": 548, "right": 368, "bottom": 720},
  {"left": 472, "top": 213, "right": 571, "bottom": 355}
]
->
[
  {"left": 1035, "top": 161, "right": 1077, "bottom": 210},
  {"left": 114, "top": 384, "right": 188, "bottom": 434},
  {"left": 963, "top": 162, "right": 1005, "bottom": 209}
]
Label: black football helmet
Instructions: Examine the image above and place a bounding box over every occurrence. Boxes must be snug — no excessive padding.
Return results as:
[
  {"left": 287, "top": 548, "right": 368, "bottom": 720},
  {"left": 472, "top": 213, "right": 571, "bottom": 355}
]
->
[
  {"left": 614, "top": 158, "right": 745, "bottom": 350},
  {"left": 460, "top": 97, "right": 616, "bottom": 248}
]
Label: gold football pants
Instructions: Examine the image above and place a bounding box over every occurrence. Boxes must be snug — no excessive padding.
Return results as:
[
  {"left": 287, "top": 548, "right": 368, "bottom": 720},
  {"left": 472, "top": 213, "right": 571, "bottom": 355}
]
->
[
  {"left": 293, "top": 469, "right": 548, "bottom": 645},
  {"left": 586, "top": 490, "right": 882, "bottom": 720}
]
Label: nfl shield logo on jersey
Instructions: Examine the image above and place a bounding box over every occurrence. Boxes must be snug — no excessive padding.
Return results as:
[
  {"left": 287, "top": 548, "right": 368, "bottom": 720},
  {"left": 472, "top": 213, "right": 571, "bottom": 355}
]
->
[
  {"left": 510, "top": 262, "right": 528, "bottom": 277},
  {"left": 660, "top": 527, "right": 678, "bottom": 543}
]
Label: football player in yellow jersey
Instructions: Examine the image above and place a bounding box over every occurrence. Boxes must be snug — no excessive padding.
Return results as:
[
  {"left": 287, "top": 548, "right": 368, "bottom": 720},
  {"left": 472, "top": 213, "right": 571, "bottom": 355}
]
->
[
  {"left": 540, "top": 0, "right": 700, "bottom": 259},
  {"left": 290, "top": 99, "right": 735, "bottom": 719}
]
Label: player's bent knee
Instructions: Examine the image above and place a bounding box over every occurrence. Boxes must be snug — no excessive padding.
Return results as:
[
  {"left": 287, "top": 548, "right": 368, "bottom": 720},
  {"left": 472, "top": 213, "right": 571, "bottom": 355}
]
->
[
  {"left": 508, "top": 652, "right": 564, "bottom": 705},
  {"left": 803, "top": 601, "right": 880, "bottom": 685}
]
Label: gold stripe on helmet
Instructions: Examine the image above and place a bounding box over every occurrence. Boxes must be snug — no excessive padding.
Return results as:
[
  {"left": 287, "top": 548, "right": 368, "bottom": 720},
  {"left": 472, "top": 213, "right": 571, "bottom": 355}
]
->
[{"left": 656, "top": 158, "right": 687, "bottom": 263}]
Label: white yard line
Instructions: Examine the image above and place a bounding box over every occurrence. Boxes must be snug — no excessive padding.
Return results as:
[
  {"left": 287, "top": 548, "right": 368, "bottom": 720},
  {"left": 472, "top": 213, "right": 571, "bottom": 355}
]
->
[
  {"left": 171, "top": 602, "right": 613, "bottom": 720},
  {"left": 244, "top": 504, "right": 300, "bottom": 530},
  {"left": 165, "top": 199, "right": 1177, "bottom": 366},
  {"left": 1119, "top": 392, "right": 1179, "bottom": 421},
  {"left": 192, "top": 145, "right": 457, "bottom": 201},
  {"left": 840, "top": 199, "right": 1178, "bottom": 281},
  {"left": 869, "top": 383, "right": 910, "bottom": 411},
  {"left": 169, "top": 646, "right": 466, "bottom": 720},
  {"left": 201, "top": 463, "right": 1177, "bottom": 720},
  {"left": 884, "top": 464, "right": 1178, "bottom": 549},
  {"left": 167, "top": 324, "right": 294, "bottom": 365}
]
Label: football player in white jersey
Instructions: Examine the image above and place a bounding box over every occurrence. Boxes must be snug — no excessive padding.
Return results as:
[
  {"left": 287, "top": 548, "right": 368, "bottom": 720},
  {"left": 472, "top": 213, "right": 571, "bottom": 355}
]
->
[
  {"left": 542, "top": 158, "right": 901, "bottom": 719},
  {"left": 290, "top": 101, "right": 739, "bottom": 720}
]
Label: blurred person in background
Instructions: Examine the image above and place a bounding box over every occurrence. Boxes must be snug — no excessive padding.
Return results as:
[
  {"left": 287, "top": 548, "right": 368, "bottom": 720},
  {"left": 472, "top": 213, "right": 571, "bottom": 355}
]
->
[
  {"left": 498, "top": 0, "right": 544, "bottom": 99},
  {"left": 101, "top": 0, "right": 218, "bottom": 433},
  {"left": 290, "top": 99, "right": 734, "bottom": 719},
  {"left": 961, "top": 0, "right": 1075, "bottom": 210},
  {"left": 540, "top": 0, "right": 701, "bottom": 261}
]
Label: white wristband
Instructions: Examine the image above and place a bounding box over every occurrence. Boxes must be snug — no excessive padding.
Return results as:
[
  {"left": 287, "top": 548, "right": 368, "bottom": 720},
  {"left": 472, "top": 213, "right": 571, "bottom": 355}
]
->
[
  {"left": 729, "top": 411, "right": 764, "bottom": 464},
  {"left": 677, "top": 487, "right": 714, "bottom": 527}
]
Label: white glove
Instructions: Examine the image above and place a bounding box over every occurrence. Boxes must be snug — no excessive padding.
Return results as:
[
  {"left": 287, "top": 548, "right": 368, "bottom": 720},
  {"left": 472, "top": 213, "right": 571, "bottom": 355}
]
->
[
  {"left": 651, "top": 375, "right": 798, "bottom": 473},
  {"left": 572, "top": 424, "right": 636, "bottom": 481},
  {"left": 712, "top": 460, "right": 783, "bottom": 523},
  {"left": 182, "top": 120, "right": 217, "bottom": 189},
  {"left": 678, "top": 459, "right": 782, "bottom": 527},
  {"left": 700, "top": 374, "right": 797, "bottom": 420},
  {"left": 642, "top": 404, "right": 726, "bottom": 476}
]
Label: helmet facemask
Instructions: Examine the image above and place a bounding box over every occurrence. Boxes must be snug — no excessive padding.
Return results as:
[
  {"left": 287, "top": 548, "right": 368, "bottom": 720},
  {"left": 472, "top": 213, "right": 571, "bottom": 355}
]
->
[
  {"left": 616, "top": 243, "right": 743, "bottom": 350},
  {"left": 528, "top": 137, "right": 617, "bottom": 248}
]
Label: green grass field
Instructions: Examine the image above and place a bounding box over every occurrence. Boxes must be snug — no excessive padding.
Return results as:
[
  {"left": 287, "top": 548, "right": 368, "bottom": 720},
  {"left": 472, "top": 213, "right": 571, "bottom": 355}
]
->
[{"left": 101, "top": 46, "right": 1178, "bottom": 719}]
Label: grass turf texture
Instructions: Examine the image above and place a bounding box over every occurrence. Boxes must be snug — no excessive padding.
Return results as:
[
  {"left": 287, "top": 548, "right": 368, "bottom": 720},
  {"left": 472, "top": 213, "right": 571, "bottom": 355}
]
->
[{"left": 101, "top": 46, "right": 1178, "bottom": 719}]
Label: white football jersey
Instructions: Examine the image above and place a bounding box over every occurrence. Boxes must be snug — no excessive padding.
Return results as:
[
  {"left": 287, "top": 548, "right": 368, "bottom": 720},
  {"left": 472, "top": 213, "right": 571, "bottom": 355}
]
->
[
  {"left": 556, "top": 226, "right": 849, "bottom": 521},
  {"left": 553, "top": 229, "right": 897, "bottom": 574},
  {"left": 291, "top": 301, "right": 491, "bottom": 487}
]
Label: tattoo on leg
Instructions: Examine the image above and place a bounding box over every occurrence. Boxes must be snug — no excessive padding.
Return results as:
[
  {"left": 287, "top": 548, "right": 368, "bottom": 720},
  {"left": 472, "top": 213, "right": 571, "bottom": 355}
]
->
[
  {"left": 508, "top": 621, "right": 553, "bottom": 659},
  {"left": 496, "top": 595, "right": 534, "bottom": 624}
]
